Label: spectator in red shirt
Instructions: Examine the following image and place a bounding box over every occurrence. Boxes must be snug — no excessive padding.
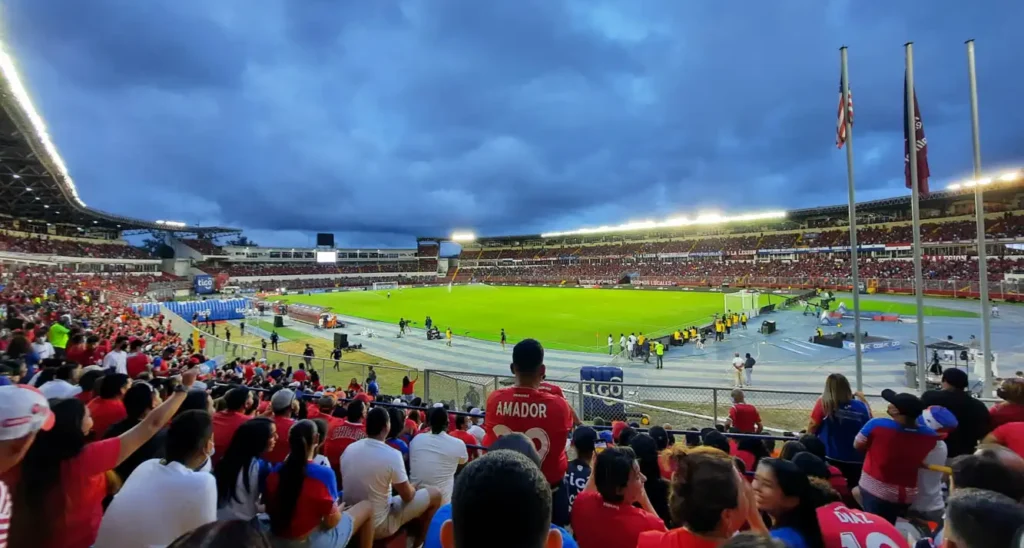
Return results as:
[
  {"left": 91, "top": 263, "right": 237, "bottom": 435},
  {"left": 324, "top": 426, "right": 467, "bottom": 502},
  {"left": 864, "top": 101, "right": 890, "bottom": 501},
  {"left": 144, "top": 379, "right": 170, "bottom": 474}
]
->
[
  {"left": 989, "top": 378, "right": 1024, "bottom": 429},
  {"left": 0, "top": 386, "right": 54, "bottom": 548},
  {"left": 264, "top": 389, "right": 299, "bottom": 465},
  {"left": 87, "top": 373, "right": 130, "bottom": 438},
  {"left": 125, "top": 339, "right": 151, "bottom": 379},
  {"left": 211, "top": 388, "right": 252, "bottom": 466},
  {"left": 571, "top": 447, "right": 667, "bottom": 548},
  {"left": 323, "top": 400, "right": 367, "bottom": 471},
  {"left": 75, "top": 369, "right": 104, "bottom": 405},
  {"left": 725, "top": 390, "right": 763, "bottom": 434},
  {"left": 450, "top": 414, "right": 480, "bottom": 462},
  {"left": 8, "top": 367, "right": 201, "bottom": 548},
  {"left": 63, "top": 334, "right": 88, "bottom": 367},
  {"left": 483, "top": 339, "right": 573, "bottom": 487},
  {"left": 402, "top": 373, "right": 419, "bottom": 400}
]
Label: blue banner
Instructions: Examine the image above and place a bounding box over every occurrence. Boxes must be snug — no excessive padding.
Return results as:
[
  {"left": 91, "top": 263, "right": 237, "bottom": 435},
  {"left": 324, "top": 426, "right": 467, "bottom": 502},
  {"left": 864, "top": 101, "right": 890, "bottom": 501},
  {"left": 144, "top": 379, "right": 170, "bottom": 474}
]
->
[
  {"left": 580, "top": 366, "right": 625, "bottom": 422},
  {"left": 194, "top": 275, "right": 215, "bottom": 295}
]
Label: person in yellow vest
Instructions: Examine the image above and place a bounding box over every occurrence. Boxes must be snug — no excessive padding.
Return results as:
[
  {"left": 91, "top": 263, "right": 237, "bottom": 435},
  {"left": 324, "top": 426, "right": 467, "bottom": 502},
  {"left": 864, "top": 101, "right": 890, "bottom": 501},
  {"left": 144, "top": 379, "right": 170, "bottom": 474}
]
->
[
  {"left": 681, "top": 329, "right": 689, "bottom": 344},
  {"left": 690, "top": 327, "right": 698, "bottom": 340},
  {"left": 446, "top": 327, "right": 453, "bottom": 347},
  {"left": 646, "top": 339, "right": 655, "bottom": 364},
  {"left": 815, "top": 327, "right": 824, "bottom": 339},
  {"left": 724, "top": 316, "right": 732, "bottom": 335},
  {"left": 655, "top": 341, "right": 665, "bottom": 369},
  {"left": 740, "top": 313, "right": 748, "bottom": 330},
  {"left": 715, "top": 320, "right": 724, "bottom": 342},
  {"left": 637, "top": 333, "right": 646, "bottom": 359}
]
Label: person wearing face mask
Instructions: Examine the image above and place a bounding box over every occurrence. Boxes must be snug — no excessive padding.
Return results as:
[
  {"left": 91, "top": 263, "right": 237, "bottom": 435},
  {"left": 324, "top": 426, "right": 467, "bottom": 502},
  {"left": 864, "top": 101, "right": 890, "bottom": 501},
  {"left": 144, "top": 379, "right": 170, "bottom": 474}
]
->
[{"left": 94, "top": 410, "right": 218, "bottom": 548}]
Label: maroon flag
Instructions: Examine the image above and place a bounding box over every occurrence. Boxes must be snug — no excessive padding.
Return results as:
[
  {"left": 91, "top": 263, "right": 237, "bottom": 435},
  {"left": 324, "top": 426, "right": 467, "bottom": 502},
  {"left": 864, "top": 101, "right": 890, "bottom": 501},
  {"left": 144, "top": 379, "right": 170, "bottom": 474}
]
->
[
  {"left": 904, "top": 74, "right": 931, "bottom": 194},
  {"left": 836, "top": 73, "right": 853, "bottom": 148}
]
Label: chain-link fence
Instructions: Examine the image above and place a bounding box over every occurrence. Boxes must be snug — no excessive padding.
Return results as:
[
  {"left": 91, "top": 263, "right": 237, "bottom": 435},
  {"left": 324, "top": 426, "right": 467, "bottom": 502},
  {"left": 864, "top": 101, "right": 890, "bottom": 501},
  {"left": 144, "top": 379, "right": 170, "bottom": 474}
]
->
[{"left": 159, "top": 305, "right": 417, "bottom": 391}]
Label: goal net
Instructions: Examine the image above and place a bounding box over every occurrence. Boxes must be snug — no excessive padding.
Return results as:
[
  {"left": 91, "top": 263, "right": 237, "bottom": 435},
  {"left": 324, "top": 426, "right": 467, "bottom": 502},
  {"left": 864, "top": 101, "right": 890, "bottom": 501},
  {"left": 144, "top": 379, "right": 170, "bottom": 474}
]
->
[
  {"left": 724, "top": 290, "right": 760, "bottom": 319},
  {"left": 372, "top": 281, "right": 399, "bottom": 291}
]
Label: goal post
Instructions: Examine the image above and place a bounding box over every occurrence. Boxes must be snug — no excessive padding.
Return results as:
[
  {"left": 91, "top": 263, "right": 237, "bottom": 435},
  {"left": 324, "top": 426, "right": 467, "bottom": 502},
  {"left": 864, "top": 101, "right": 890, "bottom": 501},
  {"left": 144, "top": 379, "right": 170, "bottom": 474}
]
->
[
  {"left": 724, "top": 290, "right": 760, "bottom": 319},
  {"left": 372, "top": 281, "right": 399, "bottom": 291}
]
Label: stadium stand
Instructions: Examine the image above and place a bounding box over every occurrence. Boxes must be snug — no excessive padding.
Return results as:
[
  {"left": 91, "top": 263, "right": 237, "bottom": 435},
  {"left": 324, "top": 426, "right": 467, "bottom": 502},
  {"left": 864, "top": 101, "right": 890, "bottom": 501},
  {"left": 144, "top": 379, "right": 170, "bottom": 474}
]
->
[{"left": 180, "top": 239, "right": 225, "bottom": 256}]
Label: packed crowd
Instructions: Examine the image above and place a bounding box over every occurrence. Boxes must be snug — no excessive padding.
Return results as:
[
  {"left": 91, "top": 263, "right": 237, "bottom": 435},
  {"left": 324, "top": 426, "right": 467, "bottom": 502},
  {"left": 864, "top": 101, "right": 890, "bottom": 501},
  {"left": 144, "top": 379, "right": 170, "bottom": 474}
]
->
[
  {"left": 181, "top": 239, "right": 225, "bottom": 256},
  {"left": 1, "top": 266, "right": 180, "bottom": 297},
  {"left": 0, "top": 232, "right": 152, "bottom": 260},
  {"left": 233, "top": 275, "right": 443, "bottom": 292},
  {"left": 464, "top": 214, "right": 1024, "bottom": 261},
  {"left": 210, "top": 261, "right": 436, "bottom": 278}
]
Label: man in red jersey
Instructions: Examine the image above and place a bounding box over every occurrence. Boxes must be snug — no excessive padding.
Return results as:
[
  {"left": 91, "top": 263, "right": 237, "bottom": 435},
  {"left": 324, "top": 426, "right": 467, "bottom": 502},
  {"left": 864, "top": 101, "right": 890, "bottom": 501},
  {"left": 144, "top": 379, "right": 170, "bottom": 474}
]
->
[
  {"left": 483, "top": 339, "right": 573, "bottom": 486},
  {"left": 817, "top": 502, "right": 910, "bottom": 548},
  {"left": 323, "top": 399, "right": 367, "bottom": 471},
  {"left": 539, "top": 376, "right": 581, "bottom": 426}
]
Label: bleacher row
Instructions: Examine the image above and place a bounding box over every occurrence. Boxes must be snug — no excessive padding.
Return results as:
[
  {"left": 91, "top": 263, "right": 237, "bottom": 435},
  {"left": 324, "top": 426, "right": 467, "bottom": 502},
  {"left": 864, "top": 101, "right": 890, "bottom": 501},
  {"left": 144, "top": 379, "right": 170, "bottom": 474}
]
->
[{"left": 204, "top": 260, "right": 439, "bottom": 277}]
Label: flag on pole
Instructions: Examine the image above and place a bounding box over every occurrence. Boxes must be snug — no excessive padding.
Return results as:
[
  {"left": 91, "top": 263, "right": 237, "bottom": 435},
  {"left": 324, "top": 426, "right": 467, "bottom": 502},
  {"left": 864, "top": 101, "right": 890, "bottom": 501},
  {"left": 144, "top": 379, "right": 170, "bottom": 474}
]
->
[
  {"left": 903, "top": 74, "right": 931, "bottom": 194},
  {"left": 836, "top": 74, "right": 853, "bottom": 148}
]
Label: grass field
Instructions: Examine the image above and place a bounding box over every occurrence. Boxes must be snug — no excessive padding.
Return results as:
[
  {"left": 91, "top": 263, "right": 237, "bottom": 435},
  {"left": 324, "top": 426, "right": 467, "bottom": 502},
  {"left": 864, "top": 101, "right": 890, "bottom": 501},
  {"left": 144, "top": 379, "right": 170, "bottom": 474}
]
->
[
  {"left": 279, "top": 286, "right": 772, "bottom": 352},
  {"left": 830, "top": 293, "right": 979, "bottom": 318}
]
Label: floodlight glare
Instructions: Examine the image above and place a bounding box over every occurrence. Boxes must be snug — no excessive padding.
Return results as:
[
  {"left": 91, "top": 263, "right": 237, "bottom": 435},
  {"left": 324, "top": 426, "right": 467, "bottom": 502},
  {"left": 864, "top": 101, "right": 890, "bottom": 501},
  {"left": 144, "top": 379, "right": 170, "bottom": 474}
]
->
[
  {"left": 451, "top": 232, "right": 476, "bottom": 242},
  {"left": 540, "top": 210, "right": 786, "bottom": 238}
]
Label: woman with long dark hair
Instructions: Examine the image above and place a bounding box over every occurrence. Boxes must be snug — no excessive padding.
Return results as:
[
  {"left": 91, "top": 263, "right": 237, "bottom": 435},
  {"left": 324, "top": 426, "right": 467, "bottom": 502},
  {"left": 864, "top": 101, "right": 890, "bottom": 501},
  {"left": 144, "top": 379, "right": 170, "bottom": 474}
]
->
[
  {"left": 630, "top": 433, "right": 672, "bottom": 527},
  {"left": 806, "top": 373, "right": 870, "bottom": 486},
  {"left": 264, "top": 419, "right": 375, "bottom": 547},
  {"left": 9, "top": 367, "right": 202, "bottom": 548},
  {"left": 751, "top": 458, "right": 828, "bottom": 548},
  {"left": 214, "top": 417, "right": 277, "bottom": 521}
]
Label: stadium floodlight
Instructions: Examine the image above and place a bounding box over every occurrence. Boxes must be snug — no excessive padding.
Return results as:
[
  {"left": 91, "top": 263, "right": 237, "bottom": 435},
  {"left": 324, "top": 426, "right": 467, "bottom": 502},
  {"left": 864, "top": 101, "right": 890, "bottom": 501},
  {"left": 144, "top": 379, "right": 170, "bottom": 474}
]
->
[
  {"left": 947, "top": 168, "right": 1022, "bottom": 190},
  {"left": 451, "top": 231, "right": 476, "bottom": 242},
  {"left": 0, "top": 45, "right": 86, "bottom": 207},
  {"left": 540, "top": 210, "right": 787, "bottom": 238}
]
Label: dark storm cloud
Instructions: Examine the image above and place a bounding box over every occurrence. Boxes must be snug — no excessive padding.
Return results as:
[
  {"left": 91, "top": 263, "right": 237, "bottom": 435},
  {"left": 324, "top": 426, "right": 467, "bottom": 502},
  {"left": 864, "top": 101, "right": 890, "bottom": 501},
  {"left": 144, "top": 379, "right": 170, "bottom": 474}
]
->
[{"left": 4, "top": 0, "right": 1023, "bottom": 246}]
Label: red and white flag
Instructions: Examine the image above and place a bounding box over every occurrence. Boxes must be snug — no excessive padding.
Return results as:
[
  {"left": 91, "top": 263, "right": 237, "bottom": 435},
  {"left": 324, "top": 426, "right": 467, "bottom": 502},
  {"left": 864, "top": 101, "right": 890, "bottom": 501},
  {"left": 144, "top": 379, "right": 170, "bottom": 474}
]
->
[
  {"left": 903, "top": 74, "right": 931, "bottom": 194},
  {"left": 836, "top": 74, "right": 853, "bottom": 148}
]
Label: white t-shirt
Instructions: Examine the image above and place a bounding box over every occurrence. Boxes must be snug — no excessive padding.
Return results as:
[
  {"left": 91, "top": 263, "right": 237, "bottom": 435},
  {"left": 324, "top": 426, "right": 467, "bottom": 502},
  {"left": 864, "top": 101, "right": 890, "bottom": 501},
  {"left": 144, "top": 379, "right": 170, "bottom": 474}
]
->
[
  {"left": 911, "top": 440, "right": 948, "bottom": 513},
  {"left": 732, "top": 357, "right": 744, "bottom": 368},
  {"left": 341, "top": 438, "right": 409, "bottom": 529},
  {"left": 95, "top": 459, "right": 217, "bottom": 548},
  {"left": 39, "top": 379, "right": 82, "bottom": 399},
  {"left": 217, "top": 458, "right": 265, "bottom": 522},
  {"left": 468, "top": 424, "right": 486, "bottom": 444},
  {"left": 102, "top": 350, "right": 128, "bottom": 375},
  {"left": 409, "top": 432, "right": 468, "bottom": 504},
  {"left": 32, "top": 340, "right": 54, "bottom": 360}
]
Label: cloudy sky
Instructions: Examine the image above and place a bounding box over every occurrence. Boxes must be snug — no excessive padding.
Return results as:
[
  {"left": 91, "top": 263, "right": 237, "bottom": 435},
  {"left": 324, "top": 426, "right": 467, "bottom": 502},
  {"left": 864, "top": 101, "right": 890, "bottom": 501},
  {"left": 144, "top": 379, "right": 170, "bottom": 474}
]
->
[{"left": 4, "top": 1, "right": 1022, "bottom": 247}]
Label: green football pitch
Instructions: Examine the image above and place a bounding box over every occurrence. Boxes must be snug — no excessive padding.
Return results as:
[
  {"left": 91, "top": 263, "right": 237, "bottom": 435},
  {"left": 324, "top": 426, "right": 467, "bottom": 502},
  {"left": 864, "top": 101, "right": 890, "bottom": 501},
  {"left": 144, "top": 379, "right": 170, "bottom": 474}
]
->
[{"left": 280, "top": 286, "right": 770, "bottom": 353}]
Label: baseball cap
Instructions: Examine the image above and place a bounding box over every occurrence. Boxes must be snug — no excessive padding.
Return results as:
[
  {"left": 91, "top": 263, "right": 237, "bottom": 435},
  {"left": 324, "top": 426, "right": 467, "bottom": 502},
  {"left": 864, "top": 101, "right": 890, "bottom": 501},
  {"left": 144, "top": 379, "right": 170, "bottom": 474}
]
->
[
  {"left": 354, "top": 393, "right": 373, "bottom": 404},
  {"left": 598, "top": 431, "right": 614, "bottom": 445},
  {"left": 611, "top": 420, "right": 628, "bottom": 442},
  {"left": 918, "top": 405, "right": 958, "bottom": 438},
  {"left": 571, "top": 426, "right": 597, "bottom": 453},
  {"left": 271, "top": 389, "right": 297, "bottom": 412},
  {"left": 942, "top": 368, "right": 969, "bottom": 390},
  {"left": 0, "top": 385, "right": 55, "bottom": 441},
  {"left": 881, "top": 389, "right": 926, "bottom": 418}
]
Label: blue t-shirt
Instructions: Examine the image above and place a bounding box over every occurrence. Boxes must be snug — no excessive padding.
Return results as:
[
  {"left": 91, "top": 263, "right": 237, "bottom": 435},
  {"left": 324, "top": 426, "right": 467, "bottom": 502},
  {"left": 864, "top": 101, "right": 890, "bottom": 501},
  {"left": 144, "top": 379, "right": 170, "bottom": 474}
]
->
[
  {"left": 424, "top": 503, "right": 578, "bottom": 548},
  {"left": 553, "top": 459, "right": 591, "bottom": 527},
  {"left": 771, "top": 526, "right": 810, "bottom": 548},
  {"left": 817, "top": 399, "right": 871, "bottom": 463}
]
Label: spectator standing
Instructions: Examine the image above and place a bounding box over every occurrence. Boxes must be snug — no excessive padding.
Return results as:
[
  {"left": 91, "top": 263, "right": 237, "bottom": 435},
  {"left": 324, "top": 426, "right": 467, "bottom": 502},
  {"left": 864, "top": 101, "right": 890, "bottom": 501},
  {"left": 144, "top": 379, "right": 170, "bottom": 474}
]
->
[
  {"left": 94, "top": 411, "right": 218, "bottom": 548},
  {"left": 853, "top": 390, "right": 938, "bottom": 523},
  {"left": 47, "top": 318, "right": 69, "bottom": 359},
  {"left": 806, "top": 373, "right": 871, "bottom": 487},
  {"left": 264, "top": 389, "right": 298, "bottom": 464},
  {"left": 908, "top": 406, "right": 958, "bottom": 525},
  {"left": 571, "top": 447, "right": 667, "bottom": 548},
  {"left": 341, "top": 407, "right": 442, "bottom": 544},
  {"left": 265, "top": 420, "right": 374, "bottom": 548},
  {"left": 921, "top": 368, "right": 990, "bottom": 459},
  {"left": 102, "top": 382, "right": 166, "bottom": 482},
  {"left": 214, "top": 418, "right": 277, "bottom": 521},
  {"left": 87, "top": 373, "right": 130, "bottom": 439},
  {"left": 8, "top": 367, "right": 200, "bottom": 548},
  {"left": 124, "top": 340, "right": 150, "bottom": 379},
  {"left": 731, "top": 353, "right": 744, "bottom": 387},
  {"left": 211, "top": 387, "right": 253, "bottom": 466},
  {"left": 39, "top": 361, "right": 82, "bottom": 399},
  {"left": 101, "top": 337, "right": 129, "bottom": 375},
  {"left": 402, "top": 373, "right": 419, "bottom": 401},
  {"left": 725, "top": 389, "right": 763, "bottom": 434},
  {"left": 292, "top": 364, "right": 309, "bottom": 383},
  {"left": 270, "top": 331, "right": 279, "bottom": 350},
  {"left": 450, "top": 414, "right": 480, "bottom": 462},
  {"left": 483, "top": 339, "right": 573, "bottom": 487},
  {"left": 410, "top": 408, "right": 468, "bottom": 504},
  {"left": 302, "top": 344, "right": 314, "bottom": 368},
  {"left": 0, "top": 385, "right": 54, "bottom": 548},
  {"left": 743, "top": 353, "right": 755, "bottom": 386},
  {"left": 467, "top": 409, "right": 485, "bottom": 443}
]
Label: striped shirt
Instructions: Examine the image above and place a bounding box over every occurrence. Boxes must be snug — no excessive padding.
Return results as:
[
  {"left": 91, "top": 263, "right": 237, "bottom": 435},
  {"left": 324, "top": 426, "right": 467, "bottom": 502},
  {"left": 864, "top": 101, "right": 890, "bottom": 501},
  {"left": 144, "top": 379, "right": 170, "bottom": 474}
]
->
[{"left": 0, "top": 479, "right": 10, "bottom": 548}]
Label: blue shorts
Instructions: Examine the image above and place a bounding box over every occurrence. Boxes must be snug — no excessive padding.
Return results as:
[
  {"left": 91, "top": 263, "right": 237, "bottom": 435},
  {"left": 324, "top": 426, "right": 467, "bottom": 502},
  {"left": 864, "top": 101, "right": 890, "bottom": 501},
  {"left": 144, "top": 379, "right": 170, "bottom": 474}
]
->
[{"left": 269, "top": 513, "right": 354, "bottom": 548}]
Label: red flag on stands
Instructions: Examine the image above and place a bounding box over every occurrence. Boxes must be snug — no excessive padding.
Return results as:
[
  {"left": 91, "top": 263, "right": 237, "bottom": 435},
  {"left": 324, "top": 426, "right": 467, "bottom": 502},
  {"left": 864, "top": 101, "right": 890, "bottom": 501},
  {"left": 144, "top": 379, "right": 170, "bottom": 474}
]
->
[
  {"left": 903, "top": 74, "right": 931, "bottom": 194},
  {"left": 836, "top": 73, "right": 852, "bottom": 148}
]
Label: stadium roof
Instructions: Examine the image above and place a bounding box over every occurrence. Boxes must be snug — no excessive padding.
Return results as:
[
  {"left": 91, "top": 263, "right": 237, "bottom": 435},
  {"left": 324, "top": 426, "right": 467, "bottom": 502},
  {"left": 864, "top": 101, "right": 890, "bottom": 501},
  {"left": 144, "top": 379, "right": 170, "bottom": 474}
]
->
[{"left": 0, "top": 47, "right": 239, "bottom": 234}]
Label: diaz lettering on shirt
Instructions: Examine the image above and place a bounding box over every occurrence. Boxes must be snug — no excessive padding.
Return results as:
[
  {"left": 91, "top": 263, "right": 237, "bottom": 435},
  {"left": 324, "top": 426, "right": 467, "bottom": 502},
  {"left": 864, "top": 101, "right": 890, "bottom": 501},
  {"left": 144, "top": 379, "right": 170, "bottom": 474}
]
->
[{"left": 495, "top": 399, "right": 549, "bottom": 419}]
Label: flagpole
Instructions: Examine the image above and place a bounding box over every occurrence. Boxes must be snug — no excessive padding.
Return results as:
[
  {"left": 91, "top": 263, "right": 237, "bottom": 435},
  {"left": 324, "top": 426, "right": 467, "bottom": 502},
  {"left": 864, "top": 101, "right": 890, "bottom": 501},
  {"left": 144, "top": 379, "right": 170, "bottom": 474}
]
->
[
  {"left": 840, "top": 46, "right": 865, "bottom": 392},
  {"left": 966, "top": 39, "right": 993, "bottom": 394},
  {"left": 905, "top": 42, "right": 928, "bottom": 391}
]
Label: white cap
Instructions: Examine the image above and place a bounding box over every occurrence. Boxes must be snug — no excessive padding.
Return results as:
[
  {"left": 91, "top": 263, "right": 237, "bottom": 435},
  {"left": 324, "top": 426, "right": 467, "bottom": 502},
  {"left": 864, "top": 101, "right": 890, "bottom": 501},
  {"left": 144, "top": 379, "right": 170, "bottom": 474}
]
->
[{"left": 0, "top": 385, "right": 55, "bottom": 441}]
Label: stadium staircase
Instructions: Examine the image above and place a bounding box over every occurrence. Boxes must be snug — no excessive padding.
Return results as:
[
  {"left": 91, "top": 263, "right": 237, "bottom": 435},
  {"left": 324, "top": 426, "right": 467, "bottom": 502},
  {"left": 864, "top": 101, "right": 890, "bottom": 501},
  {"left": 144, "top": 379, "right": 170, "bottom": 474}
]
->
[
  {"left": 686, "top": 240, "right": 698, "bottom": 253},
  {"left": 754, "top": 235, "right": 765, "bottom": 249}
]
